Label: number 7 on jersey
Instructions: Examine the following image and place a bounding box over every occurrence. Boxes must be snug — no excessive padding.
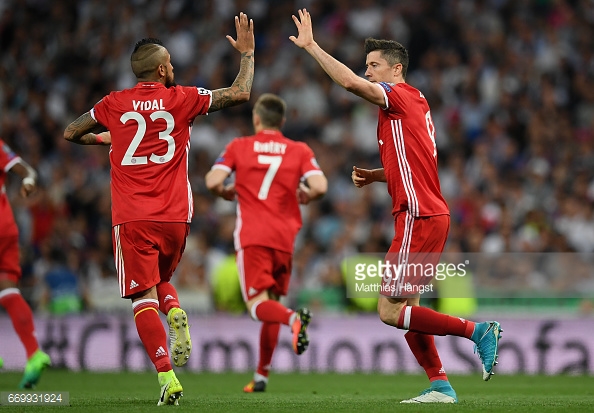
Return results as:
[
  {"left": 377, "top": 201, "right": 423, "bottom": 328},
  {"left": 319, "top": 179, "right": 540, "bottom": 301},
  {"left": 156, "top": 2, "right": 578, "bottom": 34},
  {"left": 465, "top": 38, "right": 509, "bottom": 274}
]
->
[{"left": 257, "top": 155, "right": 282, "bottom": 200}]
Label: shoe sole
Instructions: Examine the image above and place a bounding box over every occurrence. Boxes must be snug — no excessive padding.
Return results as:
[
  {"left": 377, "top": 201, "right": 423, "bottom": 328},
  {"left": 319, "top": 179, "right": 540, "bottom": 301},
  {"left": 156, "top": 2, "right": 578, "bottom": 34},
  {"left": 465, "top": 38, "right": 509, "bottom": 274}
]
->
[
  {"left": 482, "top": 322, "right": 502, "bottom": 381},
  {"left": 169, "top": 310, "right": 192, "bottom": 367},
  {"left": 294, "top": 308, "right": 312, "bottom": 355}
]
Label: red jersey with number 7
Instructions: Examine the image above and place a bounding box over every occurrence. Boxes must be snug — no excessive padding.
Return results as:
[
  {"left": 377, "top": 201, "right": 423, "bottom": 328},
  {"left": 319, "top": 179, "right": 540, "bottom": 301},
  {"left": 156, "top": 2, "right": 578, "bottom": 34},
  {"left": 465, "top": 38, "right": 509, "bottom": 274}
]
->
[
  {"left": 91, "top": 82, "right": 212, "bottom": 226},
  {"left": 375, "top": 81, "right": 449, "bottom": 218},
  {"left": 211, "top": 130, "right": 324, "bottom": 253}
]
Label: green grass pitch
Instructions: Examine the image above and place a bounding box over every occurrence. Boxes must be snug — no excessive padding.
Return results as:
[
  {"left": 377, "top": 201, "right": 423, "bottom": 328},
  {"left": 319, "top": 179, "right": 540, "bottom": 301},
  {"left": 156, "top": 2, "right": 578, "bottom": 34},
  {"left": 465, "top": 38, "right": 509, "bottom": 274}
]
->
[{"left": 1, "top": 371, "right": 593, "bottom": 412}]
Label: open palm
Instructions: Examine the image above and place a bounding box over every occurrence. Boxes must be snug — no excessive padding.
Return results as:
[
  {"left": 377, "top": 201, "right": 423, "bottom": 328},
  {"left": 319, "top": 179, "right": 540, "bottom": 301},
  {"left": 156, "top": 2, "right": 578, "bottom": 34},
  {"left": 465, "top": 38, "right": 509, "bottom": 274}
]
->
[{"left": 289, "top": 9, "right": 315, "bottom": 49}]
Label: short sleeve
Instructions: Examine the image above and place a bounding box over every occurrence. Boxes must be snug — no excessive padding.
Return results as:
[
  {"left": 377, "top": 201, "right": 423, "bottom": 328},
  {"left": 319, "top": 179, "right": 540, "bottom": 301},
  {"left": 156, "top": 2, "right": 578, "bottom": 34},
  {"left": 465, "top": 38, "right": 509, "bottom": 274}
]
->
[
  {"left": 0, "top": 139, "right": 20, "bottom": 172},
  {"left": 300, "top": 144, "right": 324, "bottom": 179},
  {"left": 182, "top": 86, "right": 213, "bottom": 119},
  {"left": 211, "top": 139, "right": 237, "bottom": 173},
  {"left": 380, "top": 82, "right": 409, "bottom": 116},
  {"left": 90, "top": 95, "right": 111, "bottom": 128}
]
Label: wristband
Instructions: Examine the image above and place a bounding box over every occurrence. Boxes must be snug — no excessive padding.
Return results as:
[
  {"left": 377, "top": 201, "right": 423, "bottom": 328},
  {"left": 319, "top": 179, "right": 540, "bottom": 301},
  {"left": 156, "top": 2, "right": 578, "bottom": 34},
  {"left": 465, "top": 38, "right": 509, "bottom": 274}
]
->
[{"left": 22, "top": 177, "right": 35, "bottom": 186}]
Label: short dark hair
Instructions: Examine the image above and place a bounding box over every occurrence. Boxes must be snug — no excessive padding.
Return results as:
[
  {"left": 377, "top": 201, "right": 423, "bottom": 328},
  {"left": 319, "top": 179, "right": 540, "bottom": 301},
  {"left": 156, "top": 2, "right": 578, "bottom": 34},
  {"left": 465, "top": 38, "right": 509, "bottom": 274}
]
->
[
  {"left": 133, "top": 38, "right": 164, "bottom": 53},
  {"left": 254, "top": 93, "right": 286, "bottom": 128},
  {"left": 364, "top": 38, "right": 409, "bottom": 79},
  {"left": 130, "top": 38, "right": 166, "bottom": 79}
]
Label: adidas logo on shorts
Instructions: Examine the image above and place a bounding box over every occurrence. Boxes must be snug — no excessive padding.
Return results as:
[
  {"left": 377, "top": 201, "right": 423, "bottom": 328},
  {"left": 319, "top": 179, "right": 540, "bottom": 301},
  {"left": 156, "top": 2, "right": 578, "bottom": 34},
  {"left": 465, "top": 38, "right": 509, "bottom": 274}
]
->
[{"left": 130, "top": 280, "right": 139, "bottom": 289}]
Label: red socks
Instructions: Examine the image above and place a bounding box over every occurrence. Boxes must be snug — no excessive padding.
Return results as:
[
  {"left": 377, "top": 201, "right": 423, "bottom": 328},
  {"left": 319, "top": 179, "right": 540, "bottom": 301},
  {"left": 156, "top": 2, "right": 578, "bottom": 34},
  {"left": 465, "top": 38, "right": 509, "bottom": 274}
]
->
[
  {"left": 397, "top": 306, "right": 475, "bottom": 338},
  {"left": 405, "top": 331, "right": 448, "bottom": 382},
  {"left": 252, "top": 300, "right": 294, "bottom": 325},
  {"left": 0, "top": 288, "right": 39, "bottom": 358},
  {"left": 156, "top": 282, "right": 180, "bottom": 315},
  {"left": 133, "top": 299, "right": 171, "bottom": 372},
  {"left": 256, "top": 322, "right": 281, "bottom": 377}
]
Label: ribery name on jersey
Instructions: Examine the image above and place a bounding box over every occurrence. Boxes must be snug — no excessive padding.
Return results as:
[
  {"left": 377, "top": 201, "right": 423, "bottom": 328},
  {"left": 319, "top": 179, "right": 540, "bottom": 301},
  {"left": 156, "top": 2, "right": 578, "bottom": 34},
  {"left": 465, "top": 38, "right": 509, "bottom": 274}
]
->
[
  {"left": 253, "top": 141, "right": 287, "bottom": 154},
  {"left": 132, "top": 99, "right": 166, "bottom": 111}
]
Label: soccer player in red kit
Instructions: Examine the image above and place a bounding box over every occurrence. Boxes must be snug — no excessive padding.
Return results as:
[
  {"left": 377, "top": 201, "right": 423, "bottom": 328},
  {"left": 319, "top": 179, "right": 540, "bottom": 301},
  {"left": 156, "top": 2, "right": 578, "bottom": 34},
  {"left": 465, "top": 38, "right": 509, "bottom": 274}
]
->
[
  {"left": 291, "top": 9, "right": 502, "bottom": 403},
  {"left": 205, "top": 93, "right": 327, "bottom": 393},
  {"left": 63, "top": 12, "right": 254, "bottom": 405},
  {"left": 0, "top": 139, "right": 51, "bottom": 388}
]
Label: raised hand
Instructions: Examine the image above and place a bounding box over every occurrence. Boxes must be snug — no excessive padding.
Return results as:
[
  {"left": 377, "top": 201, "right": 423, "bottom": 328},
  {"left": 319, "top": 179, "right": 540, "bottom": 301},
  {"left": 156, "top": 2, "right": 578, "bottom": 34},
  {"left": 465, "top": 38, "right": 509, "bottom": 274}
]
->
[
  {"left": 226, "top": 12, "right": 255, "bottom": 54},
  {"left": 289, "top": 8, "right": 315, "bottom": 49}
]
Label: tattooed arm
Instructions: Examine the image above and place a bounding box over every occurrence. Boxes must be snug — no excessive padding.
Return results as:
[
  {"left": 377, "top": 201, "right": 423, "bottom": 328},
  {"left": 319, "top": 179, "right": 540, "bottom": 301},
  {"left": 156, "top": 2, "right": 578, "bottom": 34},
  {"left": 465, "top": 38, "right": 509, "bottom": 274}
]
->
[
  {"left": 64, "top": 112, "right": 111, "bottom": 145},
  {"left": 208, "top": 12, "right": 255, "bottom": 113}
]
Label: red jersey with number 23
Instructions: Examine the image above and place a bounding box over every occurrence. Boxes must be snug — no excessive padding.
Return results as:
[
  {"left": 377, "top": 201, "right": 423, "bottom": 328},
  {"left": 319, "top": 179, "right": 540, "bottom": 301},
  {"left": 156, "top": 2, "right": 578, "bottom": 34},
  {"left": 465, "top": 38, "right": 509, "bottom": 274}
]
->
[
  {"left": 212, "top": 130, "right": 324, "bottom": 253},
  {"left": 376, "top": 82, "right": 449, "bottom": 218},
  {"left": 91, "top": 82, "right": 212, "bottom": 226}
]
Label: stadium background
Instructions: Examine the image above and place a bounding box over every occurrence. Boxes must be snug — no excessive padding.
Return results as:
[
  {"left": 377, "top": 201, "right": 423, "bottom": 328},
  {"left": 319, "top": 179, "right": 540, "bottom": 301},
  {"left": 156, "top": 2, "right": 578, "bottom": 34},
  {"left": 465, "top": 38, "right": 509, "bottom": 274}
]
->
[{"left": 1, "top": 0, "right": 594, "bottom": 376}]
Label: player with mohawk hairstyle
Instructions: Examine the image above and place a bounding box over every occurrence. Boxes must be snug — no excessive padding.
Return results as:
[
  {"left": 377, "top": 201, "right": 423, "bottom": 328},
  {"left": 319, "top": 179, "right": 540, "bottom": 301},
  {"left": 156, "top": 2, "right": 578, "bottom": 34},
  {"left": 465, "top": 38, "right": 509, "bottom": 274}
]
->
[{"left": 64, "top": 12, "right": 255, "bottom": 405}]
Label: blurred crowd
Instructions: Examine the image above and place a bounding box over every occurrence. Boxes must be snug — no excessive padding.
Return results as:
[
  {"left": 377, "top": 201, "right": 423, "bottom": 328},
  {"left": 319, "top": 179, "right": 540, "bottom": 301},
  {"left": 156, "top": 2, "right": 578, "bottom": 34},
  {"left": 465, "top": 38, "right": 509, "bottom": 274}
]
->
[{"left": 1, "top": 0, "right": 594, "bottom": 315}]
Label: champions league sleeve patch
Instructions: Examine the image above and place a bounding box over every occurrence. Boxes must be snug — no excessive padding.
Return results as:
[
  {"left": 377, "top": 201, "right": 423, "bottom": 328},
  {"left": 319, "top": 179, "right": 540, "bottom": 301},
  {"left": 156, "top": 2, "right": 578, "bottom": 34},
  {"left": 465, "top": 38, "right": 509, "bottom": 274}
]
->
[{"left": 379, "top": 82, "right": 392, "bottom": 92}]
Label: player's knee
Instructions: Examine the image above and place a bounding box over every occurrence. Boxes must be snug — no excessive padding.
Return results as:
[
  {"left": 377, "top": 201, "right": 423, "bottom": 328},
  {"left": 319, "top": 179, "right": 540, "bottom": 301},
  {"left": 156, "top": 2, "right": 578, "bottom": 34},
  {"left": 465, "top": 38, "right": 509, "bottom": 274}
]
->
[
  {"left": 377, "top": 299, "right": 404, "bottom": 327},
  {"left": 247, "top": 300, "right": 262, "bottom": 321},
  {"left": 378, "top": 306, "right": 398, "bottom": 326}
]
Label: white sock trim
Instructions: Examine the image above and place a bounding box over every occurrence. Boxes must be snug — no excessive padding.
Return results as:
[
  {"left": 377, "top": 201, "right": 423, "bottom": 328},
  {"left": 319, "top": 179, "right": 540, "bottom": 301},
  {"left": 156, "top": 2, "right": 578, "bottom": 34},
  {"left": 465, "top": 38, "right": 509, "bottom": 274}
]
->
[
  {"left": 403, "top": 306, "right": 412, "bottom": 330},
  {"left": 132, "top": 298, "right": 159, "bottom": 309},
  {"left": 250, "top": 300, "right": 263, "bottom": 321},
  {"left": 288, "top": 311, "right": 297, "bottom": 327},
  {"left": 254, "top": 372, "right": 268, "bottom": 383},
  {"left": 0, "top": 288, "right": 20, "bottom": 300}
]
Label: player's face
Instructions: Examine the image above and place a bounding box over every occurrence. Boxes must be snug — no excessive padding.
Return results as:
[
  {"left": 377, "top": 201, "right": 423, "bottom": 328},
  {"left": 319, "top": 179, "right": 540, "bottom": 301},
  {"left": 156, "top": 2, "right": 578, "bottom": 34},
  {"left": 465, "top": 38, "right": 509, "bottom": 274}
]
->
[
  {"left": 164, "top": 52, "right": 175, "bottom": 87},
  {"left": 365, "top": 51, "right": 400, "bottom": 83}
]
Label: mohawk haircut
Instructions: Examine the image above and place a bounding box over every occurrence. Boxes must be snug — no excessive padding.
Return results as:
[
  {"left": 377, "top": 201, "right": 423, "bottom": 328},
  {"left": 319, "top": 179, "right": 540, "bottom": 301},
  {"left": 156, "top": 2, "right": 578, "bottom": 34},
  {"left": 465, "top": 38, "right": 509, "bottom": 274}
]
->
[
  {"left": 364, "top": 38, "right": 409, "bottom": 80},
  {"left": 254, "top": 93, "right": 286, "bottom": 128},
  {"left": 131, "top": 38, "right": 166, "bottom": 80}
]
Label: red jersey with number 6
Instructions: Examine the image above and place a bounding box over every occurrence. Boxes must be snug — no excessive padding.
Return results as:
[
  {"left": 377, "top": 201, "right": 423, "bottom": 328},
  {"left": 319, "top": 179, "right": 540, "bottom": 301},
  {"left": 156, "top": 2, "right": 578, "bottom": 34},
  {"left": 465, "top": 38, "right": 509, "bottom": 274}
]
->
[
  {"left": 0, "top": 139, "right": 20, "bottom": 237},
  {"left": 91, "top": 82, "right": 212, "bottom": 226},
  {"left": 375, "top": 82, "right": 449, "bottom": 218},
  {"left": 212, "top": 130, "right": 324, "bottom": 253}
]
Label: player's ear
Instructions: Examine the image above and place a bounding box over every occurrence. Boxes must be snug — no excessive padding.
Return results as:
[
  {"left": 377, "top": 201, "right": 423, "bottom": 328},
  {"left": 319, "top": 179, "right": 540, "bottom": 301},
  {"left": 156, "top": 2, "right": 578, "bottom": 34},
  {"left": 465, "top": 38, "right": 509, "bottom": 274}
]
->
[
  {"left": 393, "top": 62, "right": 402, "bottom": 77},
  {"left": 157, "top": 64, "right": 166, "bottom": 79},
  {"left": 253, "top": 112, "right": 261, "bottom": 127}
]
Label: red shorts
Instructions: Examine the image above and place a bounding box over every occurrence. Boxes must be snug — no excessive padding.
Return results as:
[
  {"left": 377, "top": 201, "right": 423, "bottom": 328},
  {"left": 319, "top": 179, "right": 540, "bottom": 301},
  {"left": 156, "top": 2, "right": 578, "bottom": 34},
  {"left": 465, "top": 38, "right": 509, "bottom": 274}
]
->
[
  {"left": 381, "top": 213, "right": 449, "bottom": 298},
  {"left": 113, "top": 222, "right": 190, "bottom": 298},
  {"left": 236, "top": 246, "right": 292, "bottom": 301},
  {"left": 0, "top": 235, "right": 21, "bottom": 283}
]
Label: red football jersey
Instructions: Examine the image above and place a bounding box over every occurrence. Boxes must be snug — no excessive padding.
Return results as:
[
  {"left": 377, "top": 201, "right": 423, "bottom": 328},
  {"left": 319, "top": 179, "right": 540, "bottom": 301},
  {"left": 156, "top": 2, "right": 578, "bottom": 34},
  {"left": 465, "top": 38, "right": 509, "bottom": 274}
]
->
[
  {"left": 91, "top": 83, "right": 212, "bottom": 226},
  {"left": 212, "top": 130, "right": 324, "bottom": 253},
  {"left": 376, "top": 82, "right": 449, "bottom": 217},
  {"left": 0, "top": 139, "right": 20, "bottom": 237}
]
